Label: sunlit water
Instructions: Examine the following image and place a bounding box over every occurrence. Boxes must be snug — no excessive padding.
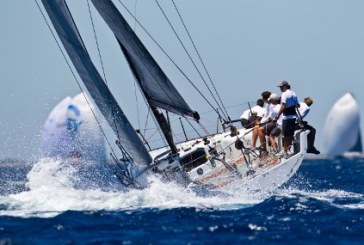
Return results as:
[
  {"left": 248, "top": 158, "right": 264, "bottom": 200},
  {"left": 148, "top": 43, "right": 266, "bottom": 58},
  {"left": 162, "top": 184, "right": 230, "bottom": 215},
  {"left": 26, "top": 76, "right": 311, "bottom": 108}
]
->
[{"left": 0, "top": 157, "right": 363, "bottom": 243}]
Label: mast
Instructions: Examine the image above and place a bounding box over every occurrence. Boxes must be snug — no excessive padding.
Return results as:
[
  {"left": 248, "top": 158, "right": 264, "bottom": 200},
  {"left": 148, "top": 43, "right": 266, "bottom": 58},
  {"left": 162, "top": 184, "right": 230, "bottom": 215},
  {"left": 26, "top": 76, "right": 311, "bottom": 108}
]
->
[{"left": 151, "top": 106, "right": 177, "bottom": 154}]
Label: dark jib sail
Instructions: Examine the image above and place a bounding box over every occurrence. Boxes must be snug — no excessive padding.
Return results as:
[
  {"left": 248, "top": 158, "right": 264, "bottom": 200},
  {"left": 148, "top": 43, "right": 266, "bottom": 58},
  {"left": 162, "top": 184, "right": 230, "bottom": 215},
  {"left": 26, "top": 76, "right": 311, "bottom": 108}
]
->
[
  {"left": 41, "top": 0, "right": 152, "bottom": 166},
  {"left": 91, "top": 0, "right": 199, "bottom": 121}
]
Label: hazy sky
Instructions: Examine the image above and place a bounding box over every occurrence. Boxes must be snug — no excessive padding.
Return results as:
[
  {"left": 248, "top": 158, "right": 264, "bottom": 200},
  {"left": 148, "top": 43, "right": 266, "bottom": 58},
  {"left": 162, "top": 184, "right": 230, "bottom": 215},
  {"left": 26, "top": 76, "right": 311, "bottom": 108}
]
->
[{"left": 1, "top": 0, "right": 364, "bottom": 160}]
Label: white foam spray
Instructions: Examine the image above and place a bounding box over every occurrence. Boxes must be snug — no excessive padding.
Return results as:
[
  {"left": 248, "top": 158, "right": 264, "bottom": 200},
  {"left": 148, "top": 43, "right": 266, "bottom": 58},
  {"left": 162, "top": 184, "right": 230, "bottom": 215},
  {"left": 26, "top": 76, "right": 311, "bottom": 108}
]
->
[{"left": 0, "top": 158, "right": 264, "bottom": 218}]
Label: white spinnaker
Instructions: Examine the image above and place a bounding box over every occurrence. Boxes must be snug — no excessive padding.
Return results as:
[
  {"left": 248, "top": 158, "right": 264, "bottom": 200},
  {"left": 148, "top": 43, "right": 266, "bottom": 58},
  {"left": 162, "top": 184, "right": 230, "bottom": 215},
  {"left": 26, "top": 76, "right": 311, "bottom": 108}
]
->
[
  {"left": 323, "top": 93, "right": 360, "bottom": 155},
  {"left": 41, "top": 93, "right": 106, "bottom": 162},
  {"left": 41, "top": 96, "right": 73, "bottom": 158},
  {"left": 71, "top": 93, "right": 106, "bottom": 162}
]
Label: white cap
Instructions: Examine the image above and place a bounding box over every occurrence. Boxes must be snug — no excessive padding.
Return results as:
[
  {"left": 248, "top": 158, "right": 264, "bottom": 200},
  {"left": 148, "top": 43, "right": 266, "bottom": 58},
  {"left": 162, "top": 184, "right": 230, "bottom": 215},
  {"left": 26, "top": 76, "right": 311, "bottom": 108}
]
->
[{"left": 268, "top": 93, "right": 279, "bottom": 101}]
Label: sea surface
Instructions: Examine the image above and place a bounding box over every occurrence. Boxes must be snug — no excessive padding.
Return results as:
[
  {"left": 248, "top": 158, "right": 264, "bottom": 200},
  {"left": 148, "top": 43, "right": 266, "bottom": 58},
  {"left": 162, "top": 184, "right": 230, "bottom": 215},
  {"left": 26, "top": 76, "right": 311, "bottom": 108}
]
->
[{"left": 0, "top": 157, "right": 363, "bottom": 244}]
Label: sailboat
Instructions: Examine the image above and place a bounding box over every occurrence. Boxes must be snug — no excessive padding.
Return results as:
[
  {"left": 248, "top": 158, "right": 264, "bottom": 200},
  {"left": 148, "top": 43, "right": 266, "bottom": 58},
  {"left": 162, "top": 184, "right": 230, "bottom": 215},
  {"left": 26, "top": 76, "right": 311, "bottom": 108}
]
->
[
  {"left": 38, "top": 0, "right": 309, "bottom": 193},
  {"left": 323, "top": 93, "right": 363, "bottom": 157},
  {"left": 41, "top": 93, "right": 106, "bottom": 162}
]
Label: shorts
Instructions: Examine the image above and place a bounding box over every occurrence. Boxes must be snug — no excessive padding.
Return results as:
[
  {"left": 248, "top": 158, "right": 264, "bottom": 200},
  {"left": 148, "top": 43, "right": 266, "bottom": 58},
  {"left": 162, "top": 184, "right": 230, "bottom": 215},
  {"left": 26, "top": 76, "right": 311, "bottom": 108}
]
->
[
  {"left": 263, "top": 122, "right": 281, "bottom": 137},
  {"left": 271, "top": 127, "right": 281, "bottom": 137},
  {"left": 264, "top": 122, "right": 276, "bottom": 135},
  {"left": 282, "top": 118, "right": 296, "bottom": 137}
]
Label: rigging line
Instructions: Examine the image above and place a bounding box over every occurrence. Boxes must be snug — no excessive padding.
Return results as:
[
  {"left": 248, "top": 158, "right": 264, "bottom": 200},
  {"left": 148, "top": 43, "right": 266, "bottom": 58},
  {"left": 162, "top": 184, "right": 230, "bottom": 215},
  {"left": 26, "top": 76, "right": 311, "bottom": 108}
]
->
[
  {"left": 171, "top": 129, "right": 181, "bottom": 145},
  {"left": 143, "top": 107, "right": 151, "bottom": 137},
  {"left": 130, "top": 72, "right": 169, "bottom": 149},
  {"left": 134, "top": 81, "right": 141, "bottom": 130},
  {"left": 191, "top": 100, "right": 255, "bottom": 117},
  {"left": 185, "top": 118, "right": 202, "bottom": 138},
  {"left": 141, "top": 127, "right": 159, "bottom": 132},
  {"left": 225, "top": 102, "right": 253, "bottom": 110},
  {"left": 154, "top": 0, "right": 228, "bottom": 120},
  {"left": 34, "top": 0, "right": 120, "bottom": 163},
  {"left": 132, "top": 0, "right": 141, "bottom": 130},
  {"left": 116, "top": 0, "right": 222, "bottom": 118},
  {"left": 146, "top": 137, "right": 168, "bottom": 145},
  {"left": 171, "top": 0, "right": 229, "bottom": 119},
  {"left": 198, "top": 122, "right": 211, "bottom": 136},
  {"left": 142, "top": 116, "right": 216, "bottom": 138},
  {"left": 86, "top": 0, "right": 107, "bottom": 83},
  {"left": 145, "top": 127, "right": 160, "bottom": 141},
  {"left": 134, "top": 0, "right": 138, "bottom": 30},
  {"left": 161, "top": 114, "right": 217, "bottom": 137},
  {"left": 86, "top": 0, "right": 122, "bottom": 142}
]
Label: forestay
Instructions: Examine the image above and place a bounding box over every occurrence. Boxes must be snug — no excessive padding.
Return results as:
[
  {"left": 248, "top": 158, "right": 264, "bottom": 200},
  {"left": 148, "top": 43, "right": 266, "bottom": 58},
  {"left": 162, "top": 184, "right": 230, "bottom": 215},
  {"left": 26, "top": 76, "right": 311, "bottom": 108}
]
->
[{"left": 41, "top": 0, "right": 152, "bottom": 166}]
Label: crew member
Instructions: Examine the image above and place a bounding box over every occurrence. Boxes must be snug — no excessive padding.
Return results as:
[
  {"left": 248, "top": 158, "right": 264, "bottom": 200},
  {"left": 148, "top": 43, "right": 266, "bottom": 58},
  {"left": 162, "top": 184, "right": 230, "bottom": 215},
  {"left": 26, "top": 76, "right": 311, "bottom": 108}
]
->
[
  {"left": 297, "top": 97, "right": 320, "bottom": 154},
  {"left": 276, "top": 81, "right": 299, "bottom": 156}
]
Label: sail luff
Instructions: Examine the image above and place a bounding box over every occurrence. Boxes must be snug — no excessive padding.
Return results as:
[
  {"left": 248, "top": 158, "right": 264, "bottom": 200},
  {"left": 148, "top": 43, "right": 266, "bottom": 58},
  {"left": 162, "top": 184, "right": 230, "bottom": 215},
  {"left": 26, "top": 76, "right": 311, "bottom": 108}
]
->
[
  {"left": 41, "top": 0, "right": 152, "bottom": 166},
  {"left": 90, "top": 0, "right": 199, "bottom": 121}
]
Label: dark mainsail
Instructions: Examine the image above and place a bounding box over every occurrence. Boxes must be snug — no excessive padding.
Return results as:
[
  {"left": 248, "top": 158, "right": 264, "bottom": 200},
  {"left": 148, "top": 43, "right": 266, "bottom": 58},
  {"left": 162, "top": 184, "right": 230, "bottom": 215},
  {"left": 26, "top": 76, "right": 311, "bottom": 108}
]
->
[
  {"left": 90, "top": 0, "right": 199, "bottom": 121},
  {"left": 41, "top": 0, "right": 152, "bottom": 166},
  {"left": 348, "top": 129, "right": 363, "bottom": 153}
]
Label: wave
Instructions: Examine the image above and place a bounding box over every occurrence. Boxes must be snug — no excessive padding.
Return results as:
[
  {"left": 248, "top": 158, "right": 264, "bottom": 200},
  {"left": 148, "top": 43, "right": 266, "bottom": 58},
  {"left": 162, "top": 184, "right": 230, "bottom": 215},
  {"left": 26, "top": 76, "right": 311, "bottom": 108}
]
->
[
  {"left": 2, "top": 158, "right": 363, "bottom": 218},
  {"left": 276, "top": 187, "right": 364, "bottom": 210}
]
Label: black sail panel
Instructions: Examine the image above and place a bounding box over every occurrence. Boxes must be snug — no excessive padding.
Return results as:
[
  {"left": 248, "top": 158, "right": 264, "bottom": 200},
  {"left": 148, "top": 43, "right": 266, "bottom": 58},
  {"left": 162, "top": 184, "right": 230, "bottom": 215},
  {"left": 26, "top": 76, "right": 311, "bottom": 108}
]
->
[
  {"left": 349, "top": 129, "right": 363, "bottom": 153},
  {"left": 91, "top": 0, "right": 199, "bottom": 120},
  {"left": 41, "top": 0, "right": 152, "bottom": 166}
]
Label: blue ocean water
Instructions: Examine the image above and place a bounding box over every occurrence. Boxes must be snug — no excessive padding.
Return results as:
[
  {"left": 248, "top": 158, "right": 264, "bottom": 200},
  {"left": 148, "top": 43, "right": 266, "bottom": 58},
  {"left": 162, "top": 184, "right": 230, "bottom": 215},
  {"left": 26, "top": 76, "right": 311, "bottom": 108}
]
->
[{"left": 0, "top": 158, "right": 364, "bottom": 244}]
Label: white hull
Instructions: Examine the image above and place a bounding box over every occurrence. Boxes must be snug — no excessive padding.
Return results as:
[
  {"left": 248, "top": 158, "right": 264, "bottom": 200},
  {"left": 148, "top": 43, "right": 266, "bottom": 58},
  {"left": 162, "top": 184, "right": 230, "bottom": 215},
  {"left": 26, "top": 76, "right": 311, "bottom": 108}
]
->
[
  {"left": 222, "top": 150, "right": 305, "bottom": 194},
  {"left": 145, "top": 128, "right": 309, "bottom": 194}
]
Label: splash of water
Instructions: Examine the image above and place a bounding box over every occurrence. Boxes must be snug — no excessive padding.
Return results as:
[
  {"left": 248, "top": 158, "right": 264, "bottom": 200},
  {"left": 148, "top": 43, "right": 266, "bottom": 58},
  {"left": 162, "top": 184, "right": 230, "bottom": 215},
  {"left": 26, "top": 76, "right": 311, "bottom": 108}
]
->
[{"left": 0, "top": 158, "right": 265, "bottom": 218}]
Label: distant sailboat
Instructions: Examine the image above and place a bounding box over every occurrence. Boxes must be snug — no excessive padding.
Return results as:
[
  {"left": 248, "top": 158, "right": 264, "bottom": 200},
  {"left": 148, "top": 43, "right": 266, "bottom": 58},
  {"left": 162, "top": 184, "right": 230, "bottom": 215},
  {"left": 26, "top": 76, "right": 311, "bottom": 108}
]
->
[
  {"left": 41, "top": 93, "right": 106, "bottom": 162},
  {"left": 323, "top": 93, "right": 363, "bottom": 156}
]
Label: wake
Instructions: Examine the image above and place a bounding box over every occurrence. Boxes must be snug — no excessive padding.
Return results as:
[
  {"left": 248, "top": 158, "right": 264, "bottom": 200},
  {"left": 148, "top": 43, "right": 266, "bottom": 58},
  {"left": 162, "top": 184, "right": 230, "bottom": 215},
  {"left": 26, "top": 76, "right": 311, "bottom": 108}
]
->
[{"left": 276, "top": 187, "right": 364, "bottom": 210}]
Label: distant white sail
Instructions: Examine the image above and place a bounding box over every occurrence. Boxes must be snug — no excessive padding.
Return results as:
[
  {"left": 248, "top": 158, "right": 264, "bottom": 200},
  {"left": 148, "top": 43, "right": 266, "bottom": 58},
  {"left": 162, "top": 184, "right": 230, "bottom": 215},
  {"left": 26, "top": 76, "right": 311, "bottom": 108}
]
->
[
  {"left": 41, "top": 96, "right": 73, "bottom": 158},
  {"left": 323, "top": 93, "right": 362, "bottom": 156},
  {"left": 41, "top": 93, "right": 106, "bottom": 162}
]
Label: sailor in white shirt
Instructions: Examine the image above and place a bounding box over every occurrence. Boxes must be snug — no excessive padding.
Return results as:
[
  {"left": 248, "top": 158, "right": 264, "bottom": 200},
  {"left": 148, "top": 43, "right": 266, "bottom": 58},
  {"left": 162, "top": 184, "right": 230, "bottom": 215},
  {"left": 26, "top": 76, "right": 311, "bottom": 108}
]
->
[
  {"left": 276, "top": 81, "right": 299, "bottom": 154},
  {"left": 250, "top": 91, "right": 275, "bottom": 150},
  {"left": 260, "top": 102, "right": 276, "bottom": 125},
  {"left": 298, "top": 97, "right": 311, "bottom": 119},
  {"left": 258, "top": 93, "right": 282, "bottom": 153},
  {"left": 260, "top": 91, "right": 274, "bottom": 124},
  {"left": 297, "top": 97, "right": 320, "bottom": 154},
  {"left": 240, "top": 99, "right": 265, "bottom": 128},
  {"left": 240, "top": 99, "right": 265, "bottom": 121},
  {"left": 240, "top": 99, "right": 265, "bottom": 148}
]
